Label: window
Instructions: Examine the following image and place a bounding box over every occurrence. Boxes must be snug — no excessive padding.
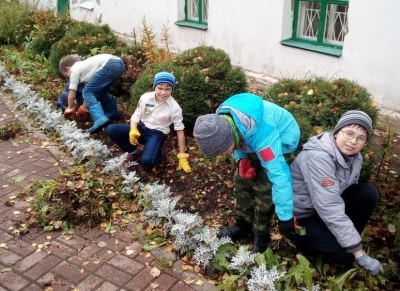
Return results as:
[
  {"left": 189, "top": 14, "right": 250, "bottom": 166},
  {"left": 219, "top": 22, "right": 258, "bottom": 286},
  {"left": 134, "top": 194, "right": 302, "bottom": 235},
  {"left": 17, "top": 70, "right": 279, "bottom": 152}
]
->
[
  {"left": 175, "top": 0, "right": 209, "bottom": 30},
  {"left": 281, "top": 0, "right": 349, "bottom": 56}
]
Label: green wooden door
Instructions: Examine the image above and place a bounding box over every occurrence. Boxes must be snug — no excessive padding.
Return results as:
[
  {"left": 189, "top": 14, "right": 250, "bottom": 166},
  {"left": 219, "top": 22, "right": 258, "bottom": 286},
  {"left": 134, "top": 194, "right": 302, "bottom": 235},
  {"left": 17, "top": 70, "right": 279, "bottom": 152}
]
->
[{"left": 58, "top": 0, "right": 69, "bottom": 15}]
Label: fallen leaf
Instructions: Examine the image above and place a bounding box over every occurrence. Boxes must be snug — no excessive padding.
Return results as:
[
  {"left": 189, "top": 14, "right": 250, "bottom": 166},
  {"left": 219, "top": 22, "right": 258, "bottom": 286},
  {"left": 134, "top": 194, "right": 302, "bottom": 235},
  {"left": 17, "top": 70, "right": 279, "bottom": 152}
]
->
[
  {"left": 126, "top": 250, "right": 134, "bottom": 255},
  {"left": 97, "top": 241, "right": 107, "bottom": 247},
  {"left": 0, "top": 243, "right": 8, "bottom": 249},
  {"left": 1, "top": 268, "right": 12, "bottom": 273},
  {"left": 184, "top": 277, "right": 196, "bottom": 284},
  {"left": 150, "top": 282, "right": 160, "bottom": 288},
  {"left": 195, "top": 280, "right": 204, "bottom": 286},
  {"left": 165, "top": 244, "right": 173, "bottom": 252},
  {"left": 181, "top": 265, "right": 193, "bottom": 271},
  {"left": 150, "top": 267, "right": 161, "bottom": 277}
]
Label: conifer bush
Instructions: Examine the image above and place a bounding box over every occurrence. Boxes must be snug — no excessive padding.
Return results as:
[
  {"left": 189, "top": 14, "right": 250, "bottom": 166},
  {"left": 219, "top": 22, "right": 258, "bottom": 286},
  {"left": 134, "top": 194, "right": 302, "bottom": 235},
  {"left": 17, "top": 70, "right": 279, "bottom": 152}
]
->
[
  {"left": 130, "top": 46, "right": 247, "bottom": 127},
  {"left": 31, "top": 15, "right": 76, "bottom": 57},
  {"left": 264, "top": 77, "right": 379, "bottom": 180},
  {"left": 48, "top": 22, "right": 125, "bottom": 74}
]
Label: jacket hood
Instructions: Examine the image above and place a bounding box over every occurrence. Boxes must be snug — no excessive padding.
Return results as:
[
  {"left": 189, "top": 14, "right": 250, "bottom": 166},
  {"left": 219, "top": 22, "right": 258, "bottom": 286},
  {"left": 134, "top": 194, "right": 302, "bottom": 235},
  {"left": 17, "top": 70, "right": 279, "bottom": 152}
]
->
[
  {"left": 302, "top": 132, "right": 349, "bottom": 167},
  {"left": 217, "top": 93, "right": 263, "bottom": 135}
]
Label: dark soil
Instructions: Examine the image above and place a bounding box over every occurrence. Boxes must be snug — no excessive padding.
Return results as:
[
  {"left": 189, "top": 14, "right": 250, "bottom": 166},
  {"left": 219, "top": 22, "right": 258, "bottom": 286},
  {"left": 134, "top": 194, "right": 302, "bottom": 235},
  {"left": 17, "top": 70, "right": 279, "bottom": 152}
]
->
[
  {"left": 74, "top": 108, "right": 400, "bottom": 231},
  {"left": 67, "top": 108, "right": 400, "bottom": 289}
]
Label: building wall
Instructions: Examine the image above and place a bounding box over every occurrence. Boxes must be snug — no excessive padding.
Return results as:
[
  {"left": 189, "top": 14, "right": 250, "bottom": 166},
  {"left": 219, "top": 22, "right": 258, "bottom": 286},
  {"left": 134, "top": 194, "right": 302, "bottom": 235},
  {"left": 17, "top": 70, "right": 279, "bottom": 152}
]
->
[{"left": 24, "top": 0, "right": 400, "bottom": 111}]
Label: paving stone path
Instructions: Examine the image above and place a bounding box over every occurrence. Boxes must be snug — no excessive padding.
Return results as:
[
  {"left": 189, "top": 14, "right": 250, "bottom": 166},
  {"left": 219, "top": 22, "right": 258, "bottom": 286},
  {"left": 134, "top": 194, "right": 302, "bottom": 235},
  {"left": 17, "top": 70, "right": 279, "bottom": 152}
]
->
[{"left": 0, "top": 91, "right": 214, "bottom": 291}]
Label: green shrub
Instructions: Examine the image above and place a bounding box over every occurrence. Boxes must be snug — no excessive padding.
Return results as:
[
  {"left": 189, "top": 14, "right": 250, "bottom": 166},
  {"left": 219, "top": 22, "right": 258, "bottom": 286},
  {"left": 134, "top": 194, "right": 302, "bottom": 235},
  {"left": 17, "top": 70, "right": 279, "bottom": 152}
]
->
[
  {"left": 97, "top": 45, "right": 147, "bottom": 97},
  {"left": 17, "top": 9, "right": 59, "bottom": 46},
  {"left": 48, "top": 22, "right": 123, "bottom": 74},
  {"left": 0, "top": 0, "right": 31, "bottom": 45},
  {"left": 130, "top": 46, "right": 247, "bottom": 127},
  {"left": 31, "top": 15, "right": 76, "bottom": 57},
  {"left": 264, "top": 77, "right": 379, "bottom": 180}
]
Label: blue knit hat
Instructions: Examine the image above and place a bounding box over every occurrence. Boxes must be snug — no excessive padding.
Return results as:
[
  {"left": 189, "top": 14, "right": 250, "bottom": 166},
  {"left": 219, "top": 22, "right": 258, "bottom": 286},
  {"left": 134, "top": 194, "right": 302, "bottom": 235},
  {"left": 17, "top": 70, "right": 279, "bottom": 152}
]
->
[{"left": 153, "top": 72, "right": 175, "bottom": 89}]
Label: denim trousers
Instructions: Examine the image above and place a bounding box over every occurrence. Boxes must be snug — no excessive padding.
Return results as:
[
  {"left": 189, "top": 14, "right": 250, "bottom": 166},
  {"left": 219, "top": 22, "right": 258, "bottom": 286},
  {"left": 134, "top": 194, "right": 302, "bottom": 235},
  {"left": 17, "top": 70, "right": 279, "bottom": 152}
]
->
[
  {"left": 106, "top": 122, "right": 167, "bottom": 167},
  {"left": 56, "top": 81, "right": 85, "bottom": 110},
  {"left": 83, "top": 58, "right": 125, "bottom": 108},
  {"left": 287, "top": 183, "right": 379, "bottom": 268}
]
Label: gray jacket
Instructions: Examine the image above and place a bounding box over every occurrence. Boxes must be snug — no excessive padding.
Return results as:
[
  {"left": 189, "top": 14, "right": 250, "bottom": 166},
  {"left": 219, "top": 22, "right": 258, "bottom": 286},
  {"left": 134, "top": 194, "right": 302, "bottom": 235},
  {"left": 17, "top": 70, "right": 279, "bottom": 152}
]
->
[{"left": 290, "top": 132, "right": 363, "bottom": 251}]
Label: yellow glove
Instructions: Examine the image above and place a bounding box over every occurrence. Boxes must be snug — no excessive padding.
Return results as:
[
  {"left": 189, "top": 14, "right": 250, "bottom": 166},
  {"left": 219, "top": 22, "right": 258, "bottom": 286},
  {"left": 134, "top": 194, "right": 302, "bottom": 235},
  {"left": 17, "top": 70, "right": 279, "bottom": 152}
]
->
[
  {"left": 177, "top": 153, "right": 192, "bottom": 173},
  {"left": 129, "top": 127, "right": 140, "bottom": 145}
]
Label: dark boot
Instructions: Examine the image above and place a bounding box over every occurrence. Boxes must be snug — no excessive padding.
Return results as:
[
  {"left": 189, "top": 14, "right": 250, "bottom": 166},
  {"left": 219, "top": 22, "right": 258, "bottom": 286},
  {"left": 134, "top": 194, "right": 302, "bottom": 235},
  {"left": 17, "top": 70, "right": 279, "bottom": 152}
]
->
[
  {"left": 217, "top": 218, "right": 252, "bottom": 241},
  {"left": 88, "top": 103, "right": 110, "bottom": 133},
  {"left": 252, "top": 234, "right": 270, "bottom": 253},
  {"left": 102, "top": 96, "right": 121, "bottom": 120}
]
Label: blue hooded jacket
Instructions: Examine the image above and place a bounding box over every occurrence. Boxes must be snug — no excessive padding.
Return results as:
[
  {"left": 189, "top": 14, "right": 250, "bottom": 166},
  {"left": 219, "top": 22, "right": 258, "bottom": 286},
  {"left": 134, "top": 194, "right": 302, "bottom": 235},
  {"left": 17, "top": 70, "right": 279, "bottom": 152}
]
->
[{"left": 217, "top": 93, "right": 300, "bottom": 221}]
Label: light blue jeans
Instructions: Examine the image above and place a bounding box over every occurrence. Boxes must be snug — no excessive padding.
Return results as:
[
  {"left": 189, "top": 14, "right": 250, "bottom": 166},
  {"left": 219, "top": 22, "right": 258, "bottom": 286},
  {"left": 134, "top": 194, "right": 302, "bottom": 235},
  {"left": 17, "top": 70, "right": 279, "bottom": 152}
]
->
[{"left": 83, "top": 58, "right": 125, "bottom": 109}]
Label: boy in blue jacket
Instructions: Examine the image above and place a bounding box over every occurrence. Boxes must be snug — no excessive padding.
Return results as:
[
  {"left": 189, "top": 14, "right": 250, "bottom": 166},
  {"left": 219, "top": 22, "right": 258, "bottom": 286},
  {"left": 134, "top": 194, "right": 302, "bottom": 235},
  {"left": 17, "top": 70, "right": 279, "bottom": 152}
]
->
[{"left": 193, "top": 93, "right": 300, "bottom": 253}]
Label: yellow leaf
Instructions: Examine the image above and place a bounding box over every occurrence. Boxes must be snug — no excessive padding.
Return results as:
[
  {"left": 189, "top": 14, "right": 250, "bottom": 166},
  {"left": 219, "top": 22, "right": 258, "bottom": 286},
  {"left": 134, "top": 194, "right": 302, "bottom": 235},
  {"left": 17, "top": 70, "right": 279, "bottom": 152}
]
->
[
  {"left": 195, "top": 280, "right": 204, "bottom": 286},
  {"left": 150, "top": 283, "right": 160, "bottom": 288},
  {"left": 165, "top": 244, "right": 174, "bottom": 252},
  {"left": 184, "top": 277, "right": 196, "bottom": 284}
]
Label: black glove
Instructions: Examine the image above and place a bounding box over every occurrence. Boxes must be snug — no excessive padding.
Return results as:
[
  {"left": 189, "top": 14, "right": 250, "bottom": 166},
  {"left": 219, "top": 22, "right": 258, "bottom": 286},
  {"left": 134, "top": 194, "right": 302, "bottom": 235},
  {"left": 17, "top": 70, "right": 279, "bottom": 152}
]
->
[{"left": 278, "top": 217, "right": 296, "bottom": 235}]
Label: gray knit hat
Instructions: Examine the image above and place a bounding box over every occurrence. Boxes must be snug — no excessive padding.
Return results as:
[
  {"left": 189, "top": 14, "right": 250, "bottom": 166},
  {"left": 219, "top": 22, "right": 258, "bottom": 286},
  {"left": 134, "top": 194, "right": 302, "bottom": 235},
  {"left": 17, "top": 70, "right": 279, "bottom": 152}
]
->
[
  {"left": 333, "top": 110, "right": 372, "bottom": 139},
  {"left": 193, "top": 114, "right": 234, "bottom": 156}
]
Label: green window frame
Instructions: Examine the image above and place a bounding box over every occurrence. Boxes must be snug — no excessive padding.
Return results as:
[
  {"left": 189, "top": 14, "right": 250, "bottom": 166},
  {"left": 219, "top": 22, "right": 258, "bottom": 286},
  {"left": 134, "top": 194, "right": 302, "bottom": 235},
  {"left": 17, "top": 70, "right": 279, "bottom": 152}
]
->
[
  {"left": 281, "top": 0, "right": 349, "bottom": 56},
  {"left": 175, "top": 0, "right": 208, "bottom": 30}
]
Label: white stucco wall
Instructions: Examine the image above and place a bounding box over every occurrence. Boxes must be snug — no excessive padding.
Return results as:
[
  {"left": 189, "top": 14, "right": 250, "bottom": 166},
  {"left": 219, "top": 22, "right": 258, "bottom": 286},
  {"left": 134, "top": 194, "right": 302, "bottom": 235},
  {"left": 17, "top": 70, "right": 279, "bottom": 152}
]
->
[{"left": 23, "top": 0, "right": 400, "bottom": 112}]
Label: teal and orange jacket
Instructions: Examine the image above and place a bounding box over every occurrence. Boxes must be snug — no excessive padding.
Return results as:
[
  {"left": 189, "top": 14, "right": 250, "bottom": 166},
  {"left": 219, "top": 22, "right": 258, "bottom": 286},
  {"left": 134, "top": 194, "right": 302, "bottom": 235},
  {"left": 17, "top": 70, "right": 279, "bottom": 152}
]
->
[{"left": 217, "top": 93, "right": 300, "bottom": 221}]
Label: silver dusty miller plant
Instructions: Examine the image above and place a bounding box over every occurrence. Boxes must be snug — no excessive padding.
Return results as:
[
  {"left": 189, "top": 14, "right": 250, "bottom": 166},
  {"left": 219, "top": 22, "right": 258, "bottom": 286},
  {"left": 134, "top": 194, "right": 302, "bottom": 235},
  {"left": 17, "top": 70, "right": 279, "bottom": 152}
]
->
[
  {"left": 193, "top": 226, "right": 232, "bottom": 268},
  {"left": 229, "top": 245, "right": 257, "bottom": 273},
  {"left": 0, "top": 65, "right": 111, "bottom": 167},
  {"left": 170, "top": 212, "right": 203, "bottom": 255},
  {"left": 246, "top": 265, "right": 286, "bottom": 291},
  {"left": 145, "top": 194, "right": 180, "bottom": 235}
]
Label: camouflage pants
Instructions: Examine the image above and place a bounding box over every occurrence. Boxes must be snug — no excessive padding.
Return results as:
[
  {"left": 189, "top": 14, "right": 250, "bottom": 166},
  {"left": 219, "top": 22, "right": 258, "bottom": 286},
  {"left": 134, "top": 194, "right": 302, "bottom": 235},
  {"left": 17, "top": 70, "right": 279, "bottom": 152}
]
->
[{"left": 233, "top": 153, "right": 274, "bottom": 235}]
